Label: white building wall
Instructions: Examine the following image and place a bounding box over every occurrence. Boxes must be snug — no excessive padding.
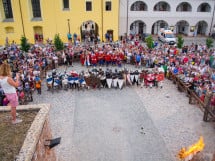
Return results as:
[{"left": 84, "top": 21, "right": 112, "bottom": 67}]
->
[{"left": 119, "top": 0, "right": 215, "bottom": 36}]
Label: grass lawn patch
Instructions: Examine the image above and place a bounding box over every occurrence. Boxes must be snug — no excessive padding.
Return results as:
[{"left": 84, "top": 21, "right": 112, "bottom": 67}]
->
[{"left": 0, "top": 110, "right": 38, "bottom": 161}]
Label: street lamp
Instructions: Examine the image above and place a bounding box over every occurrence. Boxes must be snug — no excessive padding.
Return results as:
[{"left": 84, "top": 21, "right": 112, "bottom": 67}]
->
[{"left": 67, "top": 19, "right": 70, "bottom": 34}]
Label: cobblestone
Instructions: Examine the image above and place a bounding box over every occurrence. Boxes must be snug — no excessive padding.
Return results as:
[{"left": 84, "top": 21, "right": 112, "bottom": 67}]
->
[{"left": 30, "top": 62, "right": 215, "bottom": 161}]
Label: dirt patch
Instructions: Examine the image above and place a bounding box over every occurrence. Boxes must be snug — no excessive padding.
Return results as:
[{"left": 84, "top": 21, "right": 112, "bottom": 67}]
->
[{"left": 0, "top": 110, "right": 38, "bottom": 161}]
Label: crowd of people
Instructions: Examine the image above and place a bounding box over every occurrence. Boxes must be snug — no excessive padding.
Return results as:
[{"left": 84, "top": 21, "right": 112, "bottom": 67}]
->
[
  {"left": 1, "top": 34, "right": 215, "bottom": 124},
  {"left": 76, "top": 37, "right": 215, "bottom": 104}
]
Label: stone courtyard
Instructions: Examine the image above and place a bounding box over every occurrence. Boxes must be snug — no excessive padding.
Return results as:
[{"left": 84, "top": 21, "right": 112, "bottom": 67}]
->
[{"left": 30, "top": 61, "right": 215, "bottom": 161}]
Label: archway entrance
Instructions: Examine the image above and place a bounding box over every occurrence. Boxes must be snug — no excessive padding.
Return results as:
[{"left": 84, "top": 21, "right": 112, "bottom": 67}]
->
[
  {"left": 175, "top": 20, "right": 189, "bottom": 35},
  {"left": 130, "top": 20, "right": 146, "bottom": 35},
  {"left": 33, "top": 26, "right": 43, "bottom": 43},
  {"left": 196, "top": 21, "right": 208, "bottom": 35},
  {"left": 151, "top": 20, "right": 168, "bottom": 34},
  {"left": 80, "top": 20, "right": 98, "bottom": 42}
]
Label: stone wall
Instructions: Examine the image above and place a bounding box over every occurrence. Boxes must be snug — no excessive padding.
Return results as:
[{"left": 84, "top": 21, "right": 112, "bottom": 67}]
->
[{"left": 32, "top": 118, "right": 56, "bottom": 161}]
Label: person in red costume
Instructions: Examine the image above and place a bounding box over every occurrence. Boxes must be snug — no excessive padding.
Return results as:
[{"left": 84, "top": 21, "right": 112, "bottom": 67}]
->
[
  {"left": 105, "top": 52, "right": 111, "bottom": 66},
  {"left": 91, "top": 54, "right": 97, "bottom": 66},
  {"left": 80, "top": 51, "right": 85, "bottom": 66}
]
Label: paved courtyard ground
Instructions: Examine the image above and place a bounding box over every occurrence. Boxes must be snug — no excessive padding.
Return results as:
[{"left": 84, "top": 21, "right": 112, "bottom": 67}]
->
[{"left": 30, "top": 62, "right": 215, "bottom": 161}]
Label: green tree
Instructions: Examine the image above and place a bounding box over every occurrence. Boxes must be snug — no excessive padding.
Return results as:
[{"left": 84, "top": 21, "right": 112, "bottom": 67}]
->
[
  {"left": 54, "top": 34, "right": 64, "bottom": 51},
  {"left": 206, "top": 37, "right": 214, "bottom": 49},
  {"left": 145, "top": 35, "right": 154, "bottom": 49},
  {"left": 177, "top": 35, "right": 184, "bottom": 49},
  {"left": 20, "top": 36, "right": 30, "bottom": 52}
]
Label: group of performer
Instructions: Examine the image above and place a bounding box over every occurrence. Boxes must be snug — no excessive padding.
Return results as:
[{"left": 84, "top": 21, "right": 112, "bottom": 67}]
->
[
  {"left": 46, "top": 67, "right": 165, "bottom": 91},
  {"left": 79, "top": 48, "right": 125, "bottom": 67}
]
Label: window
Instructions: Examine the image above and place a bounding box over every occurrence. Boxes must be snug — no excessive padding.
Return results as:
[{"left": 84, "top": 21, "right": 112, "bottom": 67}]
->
[
  {"left": 2, "top": 0, "right": 13, "bottom": 19},
  {"left": 86, "top": 1, "right": 92, "bottom": 11},
  {"left": 197, "top": 3, "right": 211, "bottom": 12},
  {"left": 131, "top": 1, "right": 147, "bottom": 11},
  {"left": 63, "top": 0, "right": 69, "bottom": 9},
  {"left": 106, "top": 1, "right": 111, "bottom": 11},
  {"left": 153, "top": 2, "right": 170, "bottom": 11},
  {"left": 31, "top": 0, "right": 41, "bottom": 18},
  {"left": 176, "top": 2, "right": 192, "bottom": 12}
]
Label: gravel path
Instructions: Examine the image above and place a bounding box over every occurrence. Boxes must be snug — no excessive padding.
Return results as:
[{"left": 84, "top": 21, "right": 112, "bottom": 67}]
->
[{"left": 30, "top": 63, "right": 215, "bottom": 161}]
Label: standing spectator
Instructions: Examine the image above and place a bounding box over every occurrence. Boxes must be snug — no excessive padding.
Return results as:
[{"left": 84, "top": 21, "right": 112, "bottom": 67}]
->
[
  {"left": 69, "top": 49, "right": 74, "bottom": 67},
  {"left": 135, "top": 54, "right": 141, "bottom": 68},
  {"left": 73, "top": 33, "right": 77, "bottom": 46},
  {"left": 53, "top": 54, "right": 58, "bottom": 69},
  {"left": 0, "top": 62, "right": 22, "bottom": 124},
  {"left": 34, "top": 75, "right": 42, "bottom": 94}
]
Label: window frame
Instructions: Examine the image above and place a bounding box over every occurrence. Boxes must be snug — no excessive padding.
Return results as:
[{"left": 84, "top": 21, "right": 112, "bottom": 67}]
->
[
  {"left": 105, "top": 1, "right": 111, "bottom": 11},
  {"left": 130, "top": 1, "right": 147, "bottom": 11},
  {"left": 86, "top": 1, "right": 92, "bottom": 11},
  {"left": 2, "top": 0, "right": 13, "bottom": 19},
  {"left": 63, "top": 0, "right": 69, "bottom": 10},
  {"left": 31, "top": 0, "right": 42, "bottom": 18}
]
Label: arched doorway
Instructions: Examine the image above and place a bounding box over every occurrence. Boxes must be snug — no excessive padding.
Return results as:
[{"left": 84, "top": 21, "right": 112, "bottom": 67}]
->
[
  {"left": 33, "top": 26, "right": 43, "bottom": 43},
  {"left": 130, "top": 20, "right": 146, "bottom": 35},
  {"left": 196, "top": 21, "right": 208, "bottom": 35},
  {"left": 175, "top": 20, "right": 189, "bottom": 35},
  {"left": 80, "top": 20, "right": 98, "bottom": 42},
  {"left": 151, "top": 20, "right": 168, "bottom": 34}
]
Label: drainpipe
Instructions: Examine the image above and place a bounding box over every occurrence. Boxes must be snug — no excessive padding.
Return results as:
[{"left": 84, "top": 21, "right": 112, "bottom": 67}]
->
[
  {"left": 101, "top": 0, "right": 104, "bottom": 42},
  {"left": 18, "top": 0, "right": 25, "bottom": 36},
  {"left": 210, "top": 2, "right": 215, "bottom": 35},
  {"left": 126, "top": 0, "right": 129, "bottom": 36}
]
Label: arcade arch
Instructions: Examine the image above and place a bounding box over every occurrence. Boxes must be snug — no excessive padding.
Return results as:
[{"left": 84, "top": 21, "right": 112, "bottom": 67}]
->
[
  {"left": 176, "top": 2, "right": 192, "bottom": 12},
  {"left": 130, "top": 1, "right": 147, "bottom": 11},
  {"left": 130, "top": 20, "right": 146, "bottom": 35},
  {"left": 151, "top": 20, "right": 168, "bottom": 34},
  {"left": 153, "top": 1, "right": 170, "bottom": 11},
  {"left": 195, "top": 21, "right": 208, "bottom": 35},
  {"left": 80, "top": 20, "right": 98, "bottom": 42},
  {"left": 197, "top": 3, "right": 211, "bottom": 12},
  {"left": 175, "top": 20, "right": 189, "bottom": 35}
]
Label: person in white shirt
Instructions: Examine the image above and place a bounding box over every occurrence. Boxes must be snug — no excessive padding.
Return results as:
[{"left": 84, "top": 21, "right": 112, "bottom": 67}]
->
[{"left": 0, "top": 62, "right": 22, "bottom": 124}]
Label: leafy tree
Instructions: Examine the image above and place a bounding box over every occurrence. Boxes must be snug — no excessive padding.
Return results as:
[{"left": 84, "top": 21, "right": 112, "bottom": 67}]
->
[
  {"left": 206, "top": 37, "right": 214, "bottom": 49},
  {"left": 54, "top": 34, "right": 64, "bottom": 51},
  {"left": 145, "top": 35, "right": 154, "bottom": 49},
  {"left": 177, "top": 35, "right": 184, "bottom": 49},
  {"left": 20, "top": 36, "right": 30, "bottom": 52}
]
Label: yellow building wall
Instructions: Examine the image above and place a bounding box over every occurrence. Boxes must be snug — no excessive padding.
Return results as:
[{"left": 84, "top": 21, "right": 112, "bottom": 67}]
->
[
  {"left": 0, "top": 0, "right": 23, "bottom": 45},
  {"left": 0, "top": 0, "right": 119, "bottom": 45},
  {"left": 103, "top": 0, "right": 119, "bottom": 41}
]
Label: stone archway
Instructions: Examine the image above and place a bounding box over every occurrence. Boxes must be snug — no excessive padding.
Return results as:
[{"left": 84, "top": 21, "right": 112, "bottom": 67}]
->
[
  {"left": 175, "top": 20, "right": 189, "bottom": 35},
  {"left": 80, "top": 20, "right": 98, "bottom": 42},
  {"left": 130, "top": 20, "right": 146, "bottom": 35},
  {"left": 196, "top": 21, "right": 208, "bottom": 35},
  {"left": 151, "top": 20, "right": 168, "bottom": 35}
]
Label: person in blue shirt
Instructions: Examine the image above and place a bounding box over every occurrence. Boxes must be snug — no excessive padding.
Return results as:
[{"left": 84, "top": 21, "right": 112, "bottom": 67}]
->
[{"left": 135, "top": 54, "right": 141, "bottom": 68}]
